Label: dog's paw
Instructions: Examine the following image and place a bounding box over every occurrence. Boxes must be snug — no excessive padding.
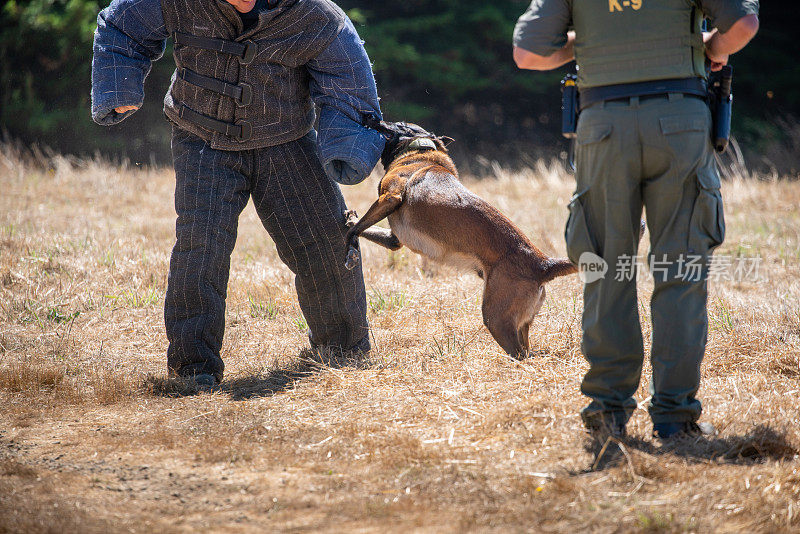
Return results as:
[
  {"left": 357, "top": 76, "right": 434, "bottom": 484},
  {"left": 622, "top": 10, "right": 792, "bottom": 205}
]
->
[
  {"left": 343, "top": 209, "right": 359, "bottom": 228},
  {"left": 503, "top": 350, "right": 531, "bottom": 362},
  {"left": 344, "top": 246, "right": 360, "bottom": 271}
]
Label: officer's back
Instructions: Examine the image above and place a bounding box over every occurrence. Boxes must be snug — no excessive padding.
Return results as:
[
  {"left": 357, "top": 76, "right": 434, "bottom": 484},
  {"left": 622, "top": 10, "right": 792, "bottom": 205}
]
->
[{"left": 512, "top": 1, "right": 759, "bottom": 443}]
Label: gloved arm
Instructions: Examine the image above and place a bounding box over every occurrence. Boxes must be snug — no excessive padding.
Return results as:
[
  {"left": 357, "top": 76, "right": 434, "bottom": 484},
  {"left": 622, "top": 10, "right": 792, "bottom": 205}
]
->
[
  {"left": 307, "top": 17, "right": 385, "bottom": 185},
  {"left": 91, "top": 0, "right": 168, "bottom": 125}
]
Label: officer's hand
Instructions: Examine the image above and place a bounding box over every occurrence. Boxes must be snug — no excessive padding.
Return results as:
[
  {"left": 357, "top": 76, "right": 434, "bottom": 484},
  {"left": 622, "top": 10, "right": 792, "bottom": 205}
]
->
[
  {"left": 705, "top": 51, "right": 728, "bottom": 72},
  {"left": 703, "top": 30, "right": 727, "bottom": 71},
  {"left": 114, "top": 105, "right": 139, "bottom": 113}
]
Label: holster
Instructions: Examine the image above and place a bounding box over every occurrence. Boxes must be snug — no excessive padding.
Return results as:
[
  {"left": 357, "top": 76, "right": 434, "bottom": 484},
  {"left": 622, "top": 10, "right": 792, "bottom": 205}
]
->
[
  {"left": 561, "top": 74, "right": 579, "bottom": 139},
  {"left": 707, "top": 66, "right": 733, "bottom": 153}
]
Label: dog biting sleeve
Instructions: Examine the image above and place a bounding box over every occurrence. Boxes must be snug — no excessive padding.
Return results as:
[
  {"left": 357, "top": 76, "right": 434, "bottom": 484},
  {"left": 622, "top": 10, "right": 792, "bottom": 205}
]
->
[
  {"left": 91, "top": 0, "right": 168, "bottom": 125},
  {"left": 307, "top": 17, "right": 385, "bottom": 185}
]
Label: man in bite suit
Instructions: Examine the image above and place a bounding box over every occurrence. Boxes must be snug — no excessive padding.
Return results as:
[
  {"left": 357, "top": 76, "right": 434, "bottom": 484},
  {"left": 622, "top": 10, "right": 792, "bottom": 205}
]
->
[{"left": 92, "top": 0, "right": 385, "bottom": 388}]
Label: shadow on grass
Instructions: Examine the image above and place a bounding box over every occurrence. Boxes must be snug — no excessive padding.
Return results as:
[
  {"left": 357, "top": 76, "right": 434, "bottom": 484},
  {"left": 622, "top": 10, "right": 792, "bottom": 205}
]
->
[
  {"left": 580, "top": 424, "right": 799, "bottom": 473},
  {"left": 144, "top": 347, "right": 370, "bottom": 401},
  {"left": 625, "top": 424, "right": 799, "bottom": 463}
]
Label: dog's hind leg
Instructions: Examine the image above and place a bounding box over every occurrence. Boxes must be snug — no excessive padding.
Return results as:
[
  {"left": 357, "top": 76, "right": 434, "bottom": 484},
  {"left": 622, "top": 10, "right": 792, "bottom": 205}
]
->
[
  {"left": 515, "top": 284, "right": 546, "bottom": 357},
  {"left": 518, "top": 322, "right": 531, "bottom": 355}
]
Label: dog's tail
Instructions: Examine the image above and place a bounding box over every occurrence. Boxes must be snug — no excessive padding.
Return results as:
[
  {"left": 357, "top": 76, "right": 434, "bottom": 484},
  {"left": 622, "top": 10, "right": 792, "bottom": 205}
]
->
[{"left": 541, "top": 257, "right": 578, "bottom": 283}]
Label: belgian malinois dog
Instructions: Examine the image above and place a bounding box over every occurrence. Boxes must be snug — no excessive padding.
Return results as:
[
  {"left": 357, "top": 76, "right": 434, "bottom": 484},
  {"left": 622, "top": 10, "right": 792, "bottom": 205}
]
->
[{"left": 344, "top": 119, "right": 577, "bottom": 359}]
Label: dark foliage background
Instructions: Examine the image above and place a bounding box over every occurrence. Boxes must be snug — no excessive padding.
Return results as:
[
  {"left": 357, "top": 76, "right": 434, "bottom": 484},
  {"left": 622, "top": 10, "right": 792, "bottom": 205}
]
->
[{"left": 0, "top": 0, "right": 796, "bottom": 173}]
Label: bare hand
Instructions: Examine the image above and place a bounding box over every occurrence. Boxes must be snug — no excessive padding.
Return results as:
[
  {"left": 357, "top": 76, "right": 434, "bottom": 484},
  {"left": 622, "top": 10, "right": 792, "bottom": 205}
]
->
[
  {"left": 114, "top": 105, "right": 139, "bottom": 113},
  {"left": 703, "top": 32, "right": 728, "bottom": 71},
  {"left": 705, "top": 50, "right": 729, "bottom": 72}
]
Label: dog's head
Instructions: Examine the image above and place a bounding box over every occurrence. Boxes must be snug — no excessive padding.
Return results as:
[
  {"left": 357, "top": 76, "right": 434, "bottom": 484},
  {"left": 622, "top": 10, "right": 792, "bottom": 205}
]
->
[{"left": 364, "top": 116, "right": 454, "bottom": 170}]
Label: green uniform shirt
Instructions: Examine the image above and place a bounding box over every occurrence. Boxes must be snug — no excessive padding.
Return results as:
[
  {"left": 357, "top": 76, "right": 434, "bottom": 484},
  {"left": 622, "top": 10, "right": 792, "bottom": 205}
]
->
[{"left": 513, "top": 0, "right": 759, "bottom": 58}]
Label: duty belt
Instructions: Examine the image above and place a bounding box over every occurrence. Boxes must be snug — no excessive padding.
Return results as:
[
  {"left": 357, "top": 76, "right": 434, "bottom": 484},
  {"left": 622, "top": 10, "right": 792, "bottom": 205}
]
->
[
  {"left": 579, "top": 77, "right": 707, "bottom": 110},
  {"left": 178, "top": 105, "right": 253, "bottom": 142}
]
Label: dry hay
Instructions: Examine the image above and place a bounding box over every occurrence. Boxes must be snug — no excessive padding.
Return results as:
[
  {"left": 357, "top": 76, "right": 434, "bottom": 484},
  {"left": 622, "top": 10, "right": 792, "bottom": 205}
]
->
[{"left": 0, "top": 145, "right": 798, "bottom": 532}]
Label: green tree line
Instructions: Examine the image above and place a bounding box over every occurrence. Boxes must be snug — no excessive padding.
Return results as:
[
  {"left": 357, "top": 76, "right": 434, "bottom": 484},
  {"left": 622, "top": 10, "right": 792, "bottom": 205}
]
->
[{"left": 1, "top": 0, "right": 796, "bottom": 172}]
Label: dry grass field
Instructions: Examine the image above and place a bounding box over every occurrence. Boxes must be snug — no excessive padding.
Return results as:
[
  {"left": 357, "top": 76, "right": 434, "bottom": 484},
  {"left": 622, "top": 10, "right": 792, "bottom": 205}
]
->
[{"left": 0, "top": 143, "right": 798, "bottom": 533}]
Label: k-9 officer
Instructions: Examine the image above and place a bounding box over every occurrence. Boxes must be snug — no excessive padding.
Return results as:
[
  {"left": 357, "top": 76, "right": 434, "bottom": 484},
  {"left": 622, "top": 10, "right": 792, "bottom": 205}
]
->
[{"left": 513, "top": 0, "right": 759, "bottom": 439}]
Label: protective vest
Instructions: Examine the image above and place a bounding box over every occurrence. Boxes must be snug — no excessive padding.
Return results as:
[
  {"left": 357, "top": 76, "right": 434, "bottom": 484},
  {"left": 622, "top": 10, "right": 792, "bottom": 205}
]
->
[
  {"left": 161, "top": 0, "right": 344, "bottom": 150},
  {"left": 571, "top": 0, "right": 706, "bottom": 89}
]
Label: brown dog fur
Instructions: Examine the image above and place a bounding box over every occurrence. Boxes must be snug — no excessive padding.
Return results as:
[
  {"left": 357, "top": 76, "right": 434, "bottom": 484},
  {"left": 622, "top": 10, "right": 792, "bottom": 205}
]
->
[{"left": 345, "top": 121, "right": 577, "bottom": 359}]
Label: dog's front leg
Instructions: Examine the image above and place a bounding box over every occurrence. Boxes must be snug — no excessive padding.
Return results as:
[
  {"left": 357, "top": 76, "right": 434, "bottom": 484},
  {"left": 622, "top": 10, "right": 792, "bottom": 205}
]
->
[
  {"left": 346, "top": 211, "right": 401, "bottom": 249},
  {"left": 358, "top": 227, "right": 402, "bottom": 251},
  {"left": 344, "top": 192, "right": 403, "bottom": 270}
]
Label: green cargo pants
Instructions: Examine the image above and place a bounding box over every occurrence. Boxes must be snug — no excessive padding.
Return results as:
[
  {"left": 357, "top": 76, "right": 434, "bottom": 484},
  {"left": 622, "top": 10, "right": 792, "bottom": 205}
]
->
[{"left": 565, "top": 93, "right": 725, "bottom": 428}]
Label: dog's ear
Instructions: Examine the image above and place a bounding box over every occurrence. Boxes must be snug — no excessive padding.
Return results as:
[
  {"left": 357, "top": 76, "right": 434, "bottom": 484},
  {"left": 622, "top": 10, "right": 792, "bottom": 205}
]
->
[
  {"left": 362, "top": 114, "right": 397, "bottom": 139},
  {"left": 361, "top": 113, "right": 381, "bottom": 129},
  {"left": 438, "top": 136, "right": 455, "bottom": 147},
  {"left": 378, "top": 121, "right": 400, "bottom": 138}
]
